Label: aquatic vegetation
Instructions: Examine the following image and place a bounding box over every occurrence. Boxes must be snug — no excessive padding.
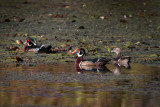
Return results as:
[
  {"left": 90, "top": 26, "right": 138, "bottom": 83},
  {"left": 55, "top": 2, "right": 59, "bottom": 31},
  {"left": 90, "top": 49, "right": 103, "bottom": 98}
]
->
[{"left": 0, "top": 0, "right": 159, "bottom": 66}]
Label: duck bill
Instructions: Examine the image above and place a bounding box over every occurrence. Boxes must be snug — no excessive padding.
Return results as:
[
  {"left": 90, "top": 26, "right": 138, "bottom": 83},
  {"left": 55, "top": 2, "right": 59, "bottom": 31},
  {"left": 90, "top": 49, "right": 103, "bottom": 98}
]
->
[
  {"left": 24, "top": 41, "right": 27, "bottom": 44},
  {"left": 111, "top": 50, "right": 115, "bottom": 53},
  {"left": 72, "top": 49, "right": 79, "bottom": 54}
]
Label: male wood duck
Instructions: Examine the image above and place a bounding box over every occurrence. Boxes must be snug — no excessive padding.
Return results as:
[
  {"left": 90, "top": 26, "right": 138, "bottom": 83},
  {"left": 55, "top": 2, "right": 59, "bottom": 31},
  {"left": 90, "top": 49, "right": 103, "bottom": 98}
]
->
[
  {"left": 71, "top": 48, "right": 110, "bottom": 68},
  {"left": 24, "top": 37, "right": 52, "bottom": 53},
  {"left": 111, "top": 47, "right": 131, "bottom": 68}
]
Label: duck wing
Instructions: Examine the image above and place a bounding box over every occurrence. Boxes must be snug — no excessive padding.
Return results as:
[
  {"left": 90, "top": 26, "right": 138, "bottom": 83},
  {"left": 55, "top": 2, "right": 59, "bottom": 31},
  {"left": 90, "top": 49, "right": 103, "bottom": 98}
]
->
[
  {"left": 120, "top": 56, "right": 131, "bottom": 62},
  {"left": 83, "top": 57, "right": 110, "bottom": 66},
  {"left": 38, "top": 44, "right": 52, "bottom": 53}
]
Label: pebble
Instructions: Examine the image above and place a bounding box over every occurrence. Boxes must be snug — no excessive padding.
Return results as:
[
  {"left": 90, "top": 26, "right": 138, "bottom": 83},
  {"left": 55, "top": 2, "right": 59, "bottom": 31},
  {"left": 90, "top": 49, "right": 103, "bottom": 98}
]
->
[
  {"left": 16, "top": 40, "right": 23, "bottom": 45},
  {"left": 100, "top": 16, "right": 105, "bottom": 19},
  {"left": 9, "top": 46, "right": 19, "bottom": 51}
]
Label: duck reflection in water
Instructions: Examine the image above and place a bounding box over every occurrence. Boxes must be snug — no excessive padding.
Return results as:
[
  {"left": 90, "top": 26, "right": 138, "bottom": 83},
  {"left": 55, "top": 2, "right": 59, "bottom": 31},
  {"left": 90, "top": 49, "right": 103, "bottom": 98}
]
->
[
  {"left": 75, "top": 64, "right": 110, "bottom": 74},
  {"left": 111, "top": 63, "right": 131, "bottom": 75}
]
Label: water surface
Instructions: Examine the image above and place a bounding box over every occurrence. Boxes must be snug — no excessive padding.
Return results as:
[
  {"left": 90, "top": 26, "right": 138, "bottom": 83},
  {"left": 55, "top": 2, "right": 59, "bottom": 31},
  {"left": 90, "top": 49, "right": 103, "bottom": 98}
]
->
[{"left": 0, "top": 63, "right": 160, "bottom": 107}]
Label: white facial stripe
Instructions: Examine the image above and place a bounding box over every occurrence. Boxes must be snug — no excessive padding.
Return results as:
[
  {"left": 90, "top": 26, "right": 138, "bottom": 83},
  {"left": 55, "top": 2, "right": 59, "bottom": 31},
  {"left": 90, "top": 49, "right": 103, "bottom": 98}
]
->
[{"left": 77, "top": 53, "right": 83, "bottom": 57}]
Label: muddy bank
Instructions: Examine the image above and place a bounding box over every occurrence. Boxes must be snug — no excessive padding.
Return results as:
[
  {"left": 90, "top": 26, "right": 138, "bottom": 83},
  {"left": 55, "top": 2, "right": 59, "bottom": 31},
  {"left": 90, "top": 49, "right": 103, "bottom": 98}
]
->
[{"left": 0, "top": 0, "right": 160, "bottom": 65}]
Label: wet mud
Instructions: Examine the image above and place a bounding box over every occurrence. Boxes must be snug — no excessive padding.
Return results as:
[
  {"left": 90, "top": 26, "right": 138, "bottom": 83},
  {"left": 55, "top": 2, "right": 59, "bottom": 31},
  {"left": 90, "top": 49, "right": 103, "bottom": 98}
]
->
[{"left": 0, "top": 0, "right": 160, "bottom": 65}]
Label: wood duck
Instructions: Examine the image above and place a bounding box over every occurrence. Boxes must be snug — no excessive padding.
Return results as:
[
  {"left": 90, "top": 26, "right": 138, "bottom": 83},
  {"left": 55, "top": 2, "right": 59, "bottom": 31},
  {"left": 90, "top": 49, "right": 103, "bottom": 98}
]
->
[
  {"left": 111, "top": 47, "right": 131, "bottom": 68},
  {"left": 24, "top": 37, "right": 52, "bottom": 53},
  {"left": 24, "top": 37, "right": 71, "bottom": 53},
  {"left": 72, "top": 48, "right": 110, "bottom": 68},
  {"left": 24, "top": 44, "right": 52, "bottom": 53}
]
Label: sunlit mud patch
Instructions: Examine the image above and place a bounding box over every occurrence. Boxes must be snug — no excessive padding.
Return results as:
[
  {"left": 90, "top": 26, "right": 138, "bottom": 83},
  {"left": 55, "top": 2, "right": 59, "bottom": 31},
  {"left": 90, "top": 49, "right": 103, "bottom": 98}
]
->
[{"left": 0, "top": 63, "right": 160, "bottom": 106}]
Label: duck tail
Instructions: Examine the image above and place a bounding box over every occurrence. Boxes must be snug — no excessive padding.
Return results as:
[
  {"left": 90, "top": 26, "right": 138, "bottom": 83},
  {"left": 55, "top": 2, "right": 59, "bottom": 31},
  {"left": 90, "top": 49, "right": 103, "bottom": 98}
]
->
[
  {"left": 121, "top": 59, "right": 129, "bottom": 68},
  {"left": 46, "top": 45, "right": 52, "bottom": 53},
  {"left": 39, "top": 44, "right": 52, "bottom": 53},
  {"left": 124, "top": 56, "right": 131, "bottom": 62},
  {"left": 123, "top": 59, "right": 129, "bottom": 64}
]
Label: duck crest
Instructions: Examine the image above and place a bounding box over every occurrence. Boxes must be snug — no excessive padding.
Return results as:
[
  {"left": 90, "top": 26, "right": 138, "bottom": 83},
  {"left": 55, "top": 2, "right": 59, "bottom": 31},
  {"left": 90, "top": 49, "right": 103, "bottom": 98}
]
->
[
  {"left": 25, "top": 37, "right": 37, "bottom": 46},
  {"left": 77, "top": 48, "right": 86, "bottom": 57}
]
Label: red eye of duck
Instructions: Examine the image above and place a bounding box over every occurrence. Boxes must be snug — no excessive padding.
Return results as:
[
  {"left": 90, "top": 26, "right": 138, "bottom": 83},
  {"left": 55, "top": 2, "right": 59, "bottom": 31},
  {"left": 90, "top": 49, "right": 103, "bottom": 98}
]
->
[{"left": 27, "top": 39, "right": 31, "bottom": 42}]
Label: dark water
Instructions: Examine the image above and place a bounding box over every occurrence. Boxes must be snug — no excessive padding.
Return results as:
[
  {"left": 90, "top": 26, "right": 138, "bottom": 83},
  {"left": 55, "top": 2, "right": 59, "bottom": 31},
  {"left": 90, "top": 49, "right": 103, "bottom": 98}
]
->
[{"left": 0, "top": 63, "right": 160, "bottom": 107}]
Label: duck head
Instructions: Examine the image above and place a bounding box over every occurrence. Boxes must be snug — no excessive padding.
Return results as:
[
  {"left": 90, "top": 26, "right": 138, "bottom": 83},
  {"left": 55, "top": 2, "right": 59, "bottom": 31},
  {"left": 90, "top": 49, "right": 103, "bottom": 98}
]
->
[
  {"left": 24, "top": 37, "right": 37, "bottom": 46},
  {"left": 72, "top": 48, "right": 86, "bottom": 57},
  {"left": 111, "top": 47, "right": 121, "bottom": 55}
]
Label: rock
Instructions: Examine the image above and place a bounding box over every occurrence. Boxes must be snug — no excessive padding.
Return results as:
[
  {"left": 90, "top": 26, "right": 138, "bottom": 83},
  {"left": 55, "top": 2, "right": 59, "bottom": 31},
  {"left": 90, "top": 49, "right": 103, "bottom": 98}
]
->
[
  {"left": 60, "top": 44, "right": 70, "bottom": 48},
  {"left": 16, "top": 40, "right": 23, "bottom": 45},
  {"left": 12, "top": 16, "right": 25, "bottom": 22},
  {"left": 78, "top": 26, "right": 85, "bottom": 29},
  {"left": 16, "top": 56, "right": 23, "bottom": 62},
  {"left": 100, "top": 16, "right": 105, "bottom": 19},
  {"left": 82, "top": 4, "right": 87, "bottom": 8},
  {"left": 65, "top": 5, "right": 70, "bottom": 8},
  {"left": 9, "top": 46, "right": 19, "bottom": 51},
  {"left": 23, "top": 1, "right": 28, "bottom": 4},
  {"left": 4, "top": 19, "right": 10, "bottom": 22},
  {"left": 72, "top": 20, "right": 76, "bottom": 22},
  {"left": 120, "top": 19, "right": 127, "bottom": 23}
]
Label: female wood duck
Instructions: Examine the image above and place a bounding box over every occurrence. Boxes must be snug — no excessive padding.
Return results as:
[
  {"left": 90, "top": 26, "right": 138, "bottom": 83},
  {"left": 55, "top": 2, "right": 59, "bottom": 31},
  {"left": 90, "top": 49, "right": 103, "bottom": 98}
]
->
[
  {"left": 24, "top": 37, "right": 52, "bottom": 53},
  {"left": 111, "top": 47, "right": 131, "bottom": 68},
  {"left": 71, "top": 48, "right": 110, "bottom": 68}
]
